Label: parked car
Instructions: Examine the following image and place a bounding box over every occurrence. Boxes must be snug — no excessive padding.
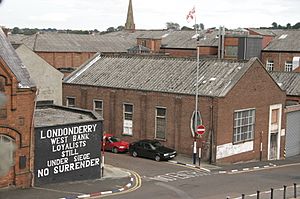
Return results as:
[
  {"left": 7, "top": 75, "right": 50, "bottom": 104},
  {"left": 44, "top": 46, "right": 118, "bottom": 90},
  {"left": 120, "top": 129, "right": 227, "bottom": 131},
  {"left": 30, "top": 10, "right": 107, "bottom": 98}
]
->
[
  {"left": 103, "top": 134, "right": 129, "bottom": 153},
  {"left": 129, "top": 139, "right": 177, "bottom": 161}
]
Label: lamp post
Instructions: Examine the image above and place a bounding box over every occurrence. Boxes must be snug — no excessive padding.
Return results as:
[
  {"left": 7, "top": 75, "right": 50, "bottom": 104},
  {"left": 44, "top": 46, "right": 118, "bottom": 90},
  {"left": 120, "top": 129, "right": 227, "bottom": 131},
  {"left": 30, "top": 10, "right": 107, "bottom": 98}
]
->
[{"left": 193, "top": 45, "right": 200, "bottom": 165}]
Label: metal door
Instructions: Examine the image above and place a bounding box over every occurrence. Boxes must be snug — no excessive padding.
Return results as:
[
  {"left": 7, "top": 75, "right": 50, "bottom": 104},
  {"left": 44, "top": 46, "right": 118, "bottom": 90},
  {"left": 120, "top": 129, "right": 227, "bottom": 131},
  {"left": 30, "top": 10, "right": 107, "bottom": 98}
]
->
[{"left": 286, "top": 110, "right": 300, "bottom": 157}]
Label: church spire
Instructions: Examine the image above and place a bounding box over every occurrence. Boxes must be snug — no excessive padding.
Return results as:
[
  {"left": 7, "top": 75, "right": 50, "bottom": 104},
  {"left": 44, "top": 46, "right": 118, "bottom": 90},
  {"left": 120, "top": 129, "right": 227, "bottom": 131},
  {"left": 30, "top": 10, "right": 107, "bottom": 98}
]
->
[{"left": 125, "top": 0, "right": 135, "bottom": 31}]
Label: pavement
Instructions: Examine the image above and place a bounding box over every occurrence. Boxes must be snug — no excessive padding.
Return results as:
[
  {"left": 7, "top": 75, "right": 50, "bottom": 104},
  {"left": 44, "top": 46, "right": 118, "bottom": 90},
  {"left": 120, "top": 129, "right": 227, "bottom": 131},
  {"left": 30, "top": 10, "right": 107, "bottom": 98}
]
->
[{"left": 0, "top": 154, "right": 299, "bottom": 199}]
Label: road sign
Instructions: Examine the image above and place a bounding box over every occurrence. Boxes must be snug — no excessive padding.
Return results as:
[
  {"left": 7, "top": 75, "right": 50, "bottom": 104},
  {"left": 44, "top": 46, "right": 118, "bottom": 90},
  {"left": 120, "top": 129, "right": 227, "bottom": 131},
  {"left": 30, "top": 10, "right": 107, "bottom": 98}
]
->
[{"left": 196, "top": 125, "right": 205, "bottom": 135}]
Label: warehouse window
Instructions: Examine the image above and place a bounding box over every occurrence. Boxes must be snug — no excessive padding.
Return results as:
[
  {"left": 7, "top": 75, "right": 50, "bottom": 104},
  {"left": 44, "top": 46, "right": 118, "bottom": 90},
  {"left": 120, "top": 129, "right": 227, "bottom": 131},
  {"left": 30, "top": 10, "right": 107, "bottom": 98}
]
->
[
  {"left": 266, "top": 60, "right": 274, "bottom": 71},
  {"left": 233, "top": 109, "right": 255, "bottom": 143},
  {"left": 93, "top": 100, "right": 103, "bottom": 117},
  {"left": 155, "top": 107, "right": 167, "bottom": 140},
  {"left": 66, "top": 97, "right": 75, "bottom": 107},
  {"left": 123, "top": 103, "right": 133, "bottom": 136},
  {"left": 284, "top": 61, "right": 293, "bottom": 72}
]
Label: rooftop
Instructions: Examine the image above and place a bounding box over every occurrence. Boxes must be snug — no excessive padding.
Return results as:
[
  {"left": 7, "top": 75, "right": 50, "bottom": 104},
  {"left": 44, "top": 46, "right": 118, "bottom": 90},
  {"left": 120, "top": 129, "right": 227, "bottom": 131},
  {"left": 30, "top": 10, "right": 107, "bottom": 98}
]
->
[
  {"left": 34, "top": 104, "right": 102, "bottom": 127},
  {"left": 270, "top": 71, "right": 300, "bottom": 96},
  {"left": 0, "top": 29, "right": 35, "bottom": 88},
  {"left": 64, "top": 54, "right": 256, "bottom": 97}
]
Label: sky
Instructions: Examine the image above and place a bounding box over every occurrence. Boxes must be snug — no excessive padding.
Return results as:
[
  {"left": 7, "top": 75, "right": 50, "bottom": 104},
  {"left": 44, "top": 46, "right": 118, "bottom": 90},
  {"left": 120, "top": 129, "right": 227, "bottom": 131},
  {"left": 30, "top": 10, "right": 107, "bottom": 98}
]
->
[{"left": 0, "top": 0, "right": 299, "bottom": 31}]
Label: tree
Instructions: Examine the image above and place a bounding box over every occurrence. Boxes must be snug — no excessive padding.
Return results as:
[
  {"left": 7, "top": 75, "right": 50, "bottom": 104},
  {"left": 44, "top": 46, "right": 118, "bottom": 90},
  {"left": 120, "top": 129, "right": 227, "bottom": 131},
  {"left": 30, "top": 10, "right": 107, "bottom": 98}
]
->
[
  {"left": 272, "top": 22, "right": 278, "bottom": 29},
  {"left": 286, "top": 23, "right": 291, "bottom": 29},
  {"left": 199, "top": 23, "right": 205, "bottom": 30},
  {"left": 116, "top": 26, "right": 124, "bottom": 31},
  {"left": 12, "top": 27, "right": 21, "bottom": 34},
  {"left": 166, "top": 22, "right": 180, "bottom": 30},
  {"left": 293, "top": 22, "right": 300, "bottom": 29},
  {"left": 106, "top": 27, "right": 115, "bottom": 33}
]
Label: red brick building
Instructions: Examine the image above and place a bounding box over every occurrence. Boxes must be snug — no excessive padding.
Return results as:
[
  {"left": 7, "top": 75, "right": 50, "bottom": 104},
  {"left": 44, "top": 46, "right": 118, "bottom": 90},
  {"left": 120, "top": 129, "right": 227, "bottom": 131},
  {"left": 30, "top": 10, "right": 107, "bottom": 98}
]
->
[
  {"left": 0, "top": 29, "right": 36, "bottom": 188},
  {"left": 261, "top": 30, "right": 300, "bottom": 72},
  {"left": 63, "top": 54, "right": 286, "bottom": 164}
]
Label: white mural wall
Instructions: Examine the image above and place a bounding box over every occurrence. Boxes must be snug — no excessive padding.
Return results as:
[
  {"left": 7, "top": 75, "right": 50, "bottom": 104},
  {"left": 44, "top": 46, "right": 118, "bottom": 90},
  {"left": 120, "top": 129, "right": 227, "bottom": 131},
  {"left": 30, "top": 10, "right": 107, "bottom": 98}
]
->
[{"left": 216, "top": 141, "right": 254, "bottom": 159}]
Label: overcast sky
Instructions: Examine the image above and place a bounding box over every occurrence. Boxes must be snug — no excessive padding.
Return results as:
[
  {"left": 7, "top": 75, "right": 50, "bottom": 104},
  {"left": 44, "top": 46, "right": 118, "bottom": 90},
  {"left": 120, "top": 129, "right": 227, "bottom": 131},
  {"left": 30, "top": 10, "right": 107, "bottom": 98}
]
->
[{"left": 0, "top": 0, "right": 299, "bottom": 31}]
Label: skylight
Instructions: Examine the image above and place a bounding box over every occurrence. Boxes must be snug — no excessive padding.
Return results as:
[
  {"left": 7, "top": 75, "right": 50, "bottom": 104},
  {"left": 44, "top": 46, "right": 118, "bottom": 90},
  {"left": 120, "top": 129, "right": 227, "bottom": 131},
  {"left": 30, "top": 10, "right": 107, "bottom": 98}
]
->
[{"left": 279, "top": 34, "right": 288, "bottom": 39}]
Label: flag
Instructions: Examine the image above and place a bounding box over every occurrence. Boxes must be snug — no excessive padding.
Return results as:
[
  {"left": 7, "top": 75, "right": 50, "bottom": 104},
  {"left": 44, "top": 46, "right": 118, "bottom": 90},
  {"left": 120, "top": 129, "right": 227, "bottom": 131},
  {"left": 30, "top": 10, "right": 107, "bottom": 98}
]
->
[{"left": 186, "top": 6, "right": 196, "bottom": 23}]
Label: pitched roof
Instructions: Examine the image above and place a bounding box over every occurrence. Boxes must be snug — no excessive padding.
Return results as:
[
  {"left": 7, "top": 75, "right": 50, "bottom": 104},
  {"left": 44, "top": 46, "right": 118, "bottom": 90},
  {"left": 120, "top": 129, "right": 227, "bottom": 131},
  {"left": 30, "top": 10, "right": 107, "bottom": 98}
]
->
[
  {"left": 8, "top": 29, "right": 219, "bottom": 53},
  {"left": 247, "top": 28, "right": 277, "bottom": 36},
  {"left": 263, "top": 30, "right": 300, "bottom": 52},
  {"left": 64, "top": 54, "right": 256, "bottom": 97},
  {"left": 270, "top": 71, "right": 300, "bottom": 96},
  {"left": 0, "top": 29, "right": 35, "bottom": 88}
]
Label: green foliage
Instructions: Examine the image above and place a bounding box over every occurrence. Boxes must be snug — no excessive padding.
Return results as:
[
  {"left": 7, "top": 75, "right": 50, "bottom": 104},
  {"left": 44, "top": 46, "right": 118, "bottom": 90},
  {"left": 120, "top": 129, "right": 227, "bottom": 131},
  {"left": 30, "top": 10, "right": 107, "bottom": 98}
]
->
[
  {"left": 8, "top": 25, "right": 124, "bottom": 35},
  {"left": 166, "top": 22, "right": 180, "bottom": 30},
  {"left": 268, "top": 22, "right": 300, "bottom": 29}
]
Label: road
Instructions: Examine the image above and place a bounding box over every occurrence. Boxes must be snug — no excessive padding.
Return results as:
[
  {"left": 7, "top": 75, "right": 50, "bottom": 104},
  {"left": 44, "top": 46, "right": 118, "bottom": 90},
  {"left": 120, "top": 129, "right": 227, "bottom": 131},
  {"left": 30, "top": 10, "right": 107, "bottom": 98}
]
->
[{"left": 105, "top": 152, "right": 300, "bottom": 199}]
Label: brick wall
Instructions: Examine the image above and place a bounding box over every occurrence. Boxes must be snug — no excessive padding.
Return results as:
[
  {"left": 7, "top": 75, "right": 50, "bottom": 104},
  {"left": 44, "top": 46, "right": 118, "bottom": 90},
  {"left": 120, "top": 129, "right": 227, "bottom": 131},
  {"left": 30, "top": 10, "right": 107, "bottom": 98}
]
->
[
  {"left": 261, "top": 51, "right": 300, "bottom": 71},
  {"left": 162, "top": 48, "right": 196, "bottom": 57},
  {"left": 0, "top": 62, "right": 36, "bottom": 188},
  {"left": 215, "top": 60, "right": 286, "bottom": 163},
  {"left": 63, "top": 84, "right": 216, "bottom": 161},
  {"left": 36, "top": 51, "right": 96, "bottom": 70}
]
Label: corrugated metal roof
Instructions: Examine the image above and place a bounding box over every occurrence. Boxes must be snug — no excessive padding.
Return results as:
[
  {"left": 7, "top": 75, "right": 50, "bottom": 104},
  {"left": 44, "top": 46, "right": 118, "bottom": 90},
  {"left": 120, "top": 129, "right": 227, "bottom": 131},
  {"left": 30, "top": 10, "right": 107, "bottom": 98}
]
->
[
  {"left": 263, "top": 30, "right": 300, "bottom": 52},
  {"left": 270, "top": 71, "right": 300, "bottom": 96},
  {"left": 64, "top": 54, "right": 255, "bottom": 97},
  {"left": 0, "top": 29, "right": 35, "bottom": 88}
]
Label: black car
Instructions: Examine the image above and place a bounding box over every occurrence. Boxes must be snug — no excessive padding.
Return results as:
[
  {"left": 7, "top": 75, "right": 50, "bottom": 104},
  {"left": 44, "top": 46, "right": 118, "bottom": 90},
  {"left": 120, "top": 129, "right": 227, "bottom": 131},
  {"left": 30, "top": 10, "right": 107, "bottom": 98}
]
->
[{"left": 129, "top": 139, "right": 177, "bottom": 161}]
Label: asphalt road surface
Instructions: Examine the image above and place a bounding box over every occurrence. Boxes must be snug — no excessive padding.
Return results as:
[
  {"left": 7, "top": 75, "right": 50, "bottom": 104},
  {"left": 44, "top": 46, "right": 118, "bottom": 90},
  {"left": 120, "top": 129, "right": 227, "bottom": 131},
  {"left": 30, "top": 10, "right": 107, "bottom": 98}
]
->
[{"left": 105, "top": 152, "right": 300, "bottom": 199}]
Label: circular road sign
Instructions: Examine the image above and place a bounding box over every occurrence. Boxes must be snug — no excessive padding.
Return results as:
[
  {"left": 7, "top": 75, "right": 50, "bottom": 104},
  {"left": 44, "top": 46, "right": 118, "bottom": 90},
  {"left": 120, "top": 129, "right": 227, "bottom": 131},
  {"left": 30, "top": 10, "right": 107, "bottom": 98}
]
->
[{"left": 196, "top": 125, "right": 205, "bottom": 135}]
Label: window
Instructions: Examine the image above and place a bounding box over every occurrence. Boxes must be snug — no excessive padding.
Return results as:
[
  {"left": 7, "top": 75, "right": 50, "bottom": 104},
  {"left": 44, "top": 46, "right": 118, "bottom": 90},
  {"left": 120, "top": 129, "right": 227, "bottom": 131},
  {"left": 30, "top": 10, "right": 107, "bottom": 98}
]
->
[
  {"left": 225, "top": 46, "right": 238, "bottom": 57},
  {"left": 123, "top": 104, "right": 133, "bottom": 136},
  {"left": 0, "top": 134, "right": 15, "bottom": 167},
  {"left": 284, "top": 61, "right": 293, "bottom": 72},
  {"left": 66, "top": 97, "right": 75, "bottom": 107},
  {"left": 155, "top": 107, "right": 167, "bottom": 140},
  {"left": 233, "top": 109, "right": 255, "bottom": 143},
  {"left": 266, "top": 60, "right": 274, "bottom": 71},
  {"left": 0, "top": 76, "right": 6, "bottom": 92},
  {"left": 271, "top": 109, "right": 279, "bottom": 124},
  {"left": 93, "top": 100, "right": 103, "bottom": 117}
]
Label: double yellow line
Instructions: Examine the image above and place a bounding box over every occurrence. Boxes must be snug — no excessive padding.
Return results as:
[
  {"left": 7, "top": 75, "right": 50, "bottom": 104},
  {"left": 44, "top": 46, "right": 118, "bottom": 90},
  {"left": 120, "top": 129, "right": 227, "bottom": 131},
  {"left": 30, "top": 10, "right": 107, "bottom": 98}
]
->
[{"left": 99, "top": 170, "right": 142, "bottom": 198}]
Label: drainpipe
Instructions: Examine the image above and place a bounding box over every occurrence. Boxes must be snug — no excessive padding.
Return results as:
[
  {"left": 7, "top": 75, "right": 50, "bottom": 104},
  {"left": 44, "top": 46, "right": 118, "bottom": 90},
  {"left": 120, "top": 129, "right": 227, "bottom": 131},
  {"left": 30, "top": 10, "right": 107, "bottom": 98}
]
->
[{"left": 209, "top": 97, "right": 215, "bottom": 164}]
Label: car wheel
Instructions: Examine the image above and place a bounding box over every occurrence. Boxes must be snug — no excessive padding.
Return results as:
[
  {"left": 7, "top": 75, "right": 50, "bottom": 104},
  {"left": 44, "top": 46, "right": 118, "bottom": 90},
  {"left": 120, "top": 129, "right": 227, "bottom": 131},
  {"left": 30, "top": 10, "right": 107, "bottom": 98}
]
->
[
  {"left": 155, "top": 155, "right": 161, "bottom": 162},
  {"left": 132, "top": 151, "right": 138, "bottom": 157},
  {"left": 112, "top": 147, "right": 118, "bottom": 153}
]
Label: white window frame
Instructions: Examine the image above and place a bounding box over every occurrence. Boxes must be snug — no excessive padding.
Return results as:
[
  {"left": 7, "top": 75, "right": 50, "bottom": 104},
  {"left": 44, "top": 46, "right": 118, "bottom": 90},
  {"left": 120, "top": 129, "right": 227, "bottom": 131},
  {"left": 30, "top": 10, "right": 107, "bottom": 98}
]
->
[
  {"left": 93, "top": 99, "right": 103, "bottom": 117},
  {"left": 266, "top": 60, "right": 274, "bottom": 71},
  {"left": 155, "top": 107, "right": 167, "bottom": 140},
  {"left": 123, "top": 103, "right": 133, "bottom": 136},
  {"left": 233, "top": 108, "right": 255, "bottom": 144},
  {"left": 284, "top": 61, "right": 293, "bottom": 72},
  {"left": 66, "top": 97, "right": 76, "bottom": 107}
]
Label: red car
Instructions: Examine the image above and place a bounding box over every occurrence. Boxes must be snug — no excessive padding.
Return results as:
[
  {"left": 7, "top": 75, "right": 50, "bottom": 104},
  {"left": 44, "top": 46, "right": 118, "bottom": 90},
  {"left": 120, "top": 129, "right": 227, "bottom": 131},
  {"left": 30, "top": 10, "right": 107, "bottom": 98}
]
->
[{"left": 103, "top": 134, "right": 129, "bottom": 153}]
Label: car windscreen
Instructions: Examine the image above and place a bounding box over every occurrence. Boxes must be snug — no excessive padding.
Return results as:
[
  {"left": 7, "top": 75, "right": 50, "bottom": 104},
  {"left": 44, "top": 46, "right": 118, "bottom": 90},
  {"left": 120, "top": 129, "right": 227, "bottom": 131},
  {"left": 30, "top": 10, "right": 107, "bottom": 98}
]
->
[
  {"left": 109, "top": 136, "right": 120, "bottom": 143},
  {"left": 151, "top": 141, "right": 162, "bottom": 148}
]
